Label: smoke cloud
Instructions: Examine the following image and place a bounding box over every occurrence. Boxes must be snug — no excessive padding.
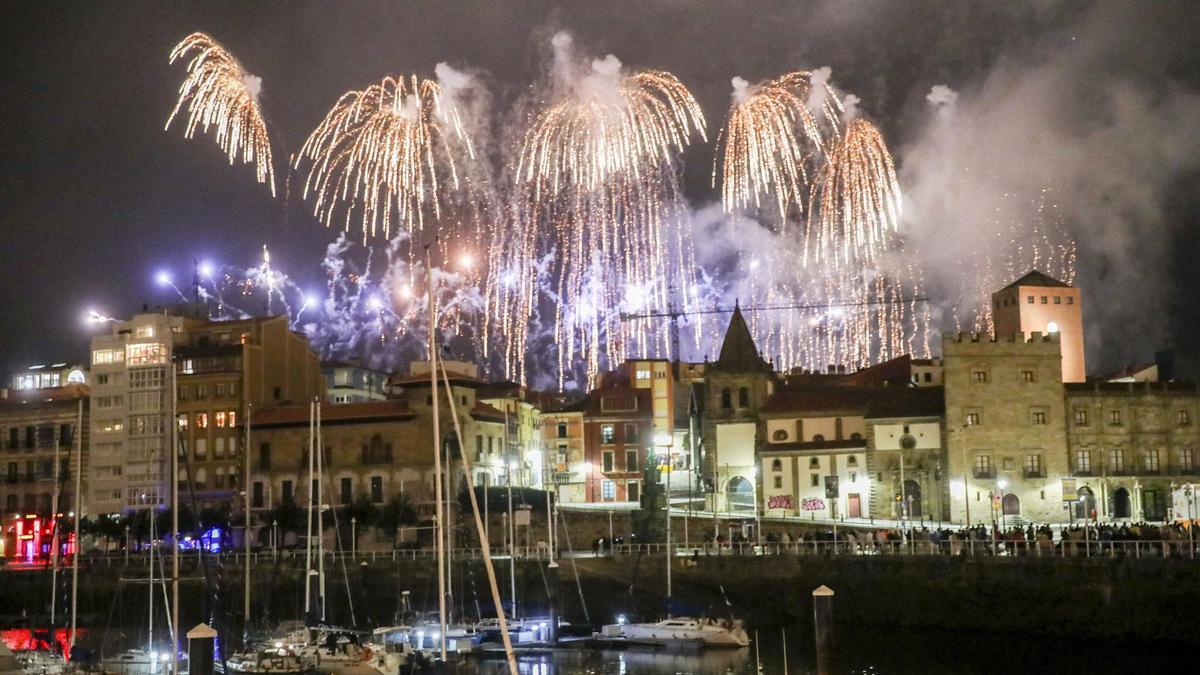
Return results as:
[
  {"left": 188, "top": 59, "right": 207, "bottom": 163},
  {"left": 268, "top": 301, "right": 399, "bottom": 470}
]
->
[{"left": 899, "top": 3, "right": 1200, "bottom": 367}]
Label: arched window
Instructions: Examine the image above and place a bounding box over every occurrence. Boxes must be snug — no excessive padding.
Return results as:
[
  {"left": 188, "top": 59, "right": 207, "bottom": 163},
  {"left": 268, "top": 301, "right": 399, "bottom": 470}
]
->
[
  {"left": 738, "top": 387, "right": 750, "bottom": 408},
  {"left": 771, "top": 459, "right": 783, "bottom": 472},
  {"left": 772, "top": 429, "right": 788, "bottom": 441},
  {"left": 850, "top": 432, "right": 863, "bottom": 441},
  {"left": 720, "top": 388, "right": 732, "bottom": 409},
  {"left": 812, "top": 434, "right": 825, "bottom": 442}
]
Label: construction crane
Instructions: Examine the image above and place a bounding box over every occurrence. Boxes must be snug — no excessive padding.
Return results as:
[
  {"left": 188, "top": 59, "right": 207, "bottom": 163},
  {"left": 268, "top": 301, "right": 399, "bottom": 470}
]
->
[{"left": 619, "top": 295, "right": 929, "bottom": 366}]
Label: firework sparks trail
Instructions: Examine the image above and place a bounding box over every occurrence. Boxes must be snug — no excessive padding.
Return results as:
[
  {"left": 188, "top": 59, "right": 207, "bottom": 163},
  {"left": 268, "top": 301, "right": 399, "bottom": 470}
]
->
[
  {"left": 805, "top": 118, "right": 902, "bottom": 271},
  {"left": 166, "top": 33, "right": 275, "bottom": 195},
  {"left": 950, "top": 190, "right": 1077, "bottom": 335},
  {"left": 716, "top": 71, "right": 841, "bottom": 220},
  {"left": 494, "top": 35, "right": 707, "bottom": 387},
  {"left": 295, "top": 75, "right": 476, "bottom": 242},
  {"left": 708, "top": 70, "right": 924, "bottom": 375}
]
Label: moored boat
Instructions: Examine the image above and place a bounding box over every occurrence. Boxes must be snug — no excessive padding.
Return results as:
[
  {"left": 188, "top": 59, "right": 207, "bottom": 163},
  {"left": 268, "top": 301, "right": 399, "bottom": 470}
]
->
[{"left": 617, "top": 617, "right": 750, "bottom": 648}]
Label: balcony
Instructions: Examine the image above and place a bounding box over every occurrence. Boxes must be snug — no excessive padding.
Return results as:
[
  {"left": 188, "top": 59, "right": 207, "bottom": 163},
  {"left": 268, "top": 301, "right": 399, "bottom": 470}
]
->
[
  {"left": 973, "top": 469, "right": 995, "bottom": 480},
  {"left": 1022, "top": 469, "right": 1046, "bottom": 479}
]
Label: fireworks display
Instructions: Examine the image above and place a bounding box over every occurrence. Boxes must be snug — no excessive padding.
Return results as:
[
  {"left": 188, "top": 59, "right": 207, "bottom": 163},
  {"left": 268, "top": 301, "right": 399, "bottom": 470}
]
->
[
  {"left": 805, "top": 118, "right": 902, "bottom": 270},
  {"left": 492, "top": 36, "right": 707, "bottom": 386},
  {"left": 159, "top": 31, "right": 1063, "bottom": 389},
  {"left": 166, "top": 32, "right": 275, "bottom": 195},
  {"left": 716, "top": 71, "right": 840, "bottom": 220},
  {"left": 295, "top": 75, "right": 476, "bottom": 241}
]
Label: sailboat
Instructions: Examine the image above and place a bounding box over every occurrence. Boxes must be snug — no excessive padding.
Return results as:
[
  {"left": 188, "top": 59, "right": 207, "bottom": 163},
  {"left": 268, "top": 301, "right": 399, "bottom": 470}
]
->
[
  {"left": 99, "top": 506, "right": 185, "bottom": 675},
  {"left": 611, "top": 436, "right": 750, "bottom": 650}
]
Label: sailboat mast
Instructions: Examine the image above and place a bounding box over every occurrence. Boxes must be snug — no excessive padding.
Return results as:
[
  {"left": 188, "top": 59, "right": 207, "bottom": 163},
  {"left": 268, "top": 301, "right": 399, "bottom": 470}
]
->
[
  {"left": 50, "top": 423, "right": 60, "bottom": 628},
  {"left": 149, "top": 496, "right": 155, "bottom": 652},
  {"left": 70, "top": 397, "right": 82, "bottom": 657},
  {"left": 317, "top": 400, "right": 326, "bottom": 622},
  {"left": 304, "top": 400, "right": 314, "bottom": 617},
  {"left": 170, "top": 356, "right": 180, "bottom": 675},
  {"left": 427, "top": 245, "right": 448, "bottom": 661},
  {"left": 437, "top": 360, "right": 517, "bottom": 674},
  {"left": 243, "top": 402, "right": 252, "bottom": 643}
]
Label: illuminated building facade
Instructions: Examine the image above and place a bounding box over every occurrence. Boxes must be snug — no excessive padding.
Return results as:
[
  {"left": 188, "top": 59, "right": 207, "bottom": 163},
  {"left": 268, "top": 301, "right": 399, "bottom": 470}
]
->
[
  {"left": 0, "top": 367, "right": 88, "bottom": 561},
  {"left": 88, "top": 307, "right": 322, "bottom": 515}
]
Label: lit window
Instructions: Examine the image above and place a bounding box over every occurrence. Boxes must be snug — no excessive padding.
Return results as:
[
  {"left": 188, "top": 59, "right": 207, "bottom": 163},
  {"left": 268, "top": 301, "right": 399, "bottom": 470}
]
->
[
  {"left": 127, "top": 343, "right": 166, "bottom": 366},
  {"left": 1031, "top": 411, "right": 1047, "bottom": 425},
  {"left": 965, "top": 412, "right": 981, "bottom": 426},
  {"left": 1075, "top": 450, "right": 1091, "bottom": 473},
  {"left": 215, "top": 412, "right": 227, "bottom": 428},
  {"left": 1021, "top": 370, "right": 1035, "bottom": 383},
  {"left": 228, "top": 410, "right": 237, "bottom": 427},
  {"left": 1024, "top": 454, "right": 1042, "bottom": 476},
  {"left": 135, "top": 325, "right": 155, "bottom": 339},
  {"left": 636, "top": 369, "right": 650, "bottom": 380},
  {"left": 1108, "top": 448, "right": 1125, "bottom": 473},
  {"left": 972, "top": 370, "right": 989, "bottom": 383},
  {"left": 196, "top": 413, "right": 208, "bottom": 428},
  {"left": 601, "top": 480, "right": 616, "bottom": 501},
  {"left": 600, "top": 425, "right": 615, "bottom": 444}
]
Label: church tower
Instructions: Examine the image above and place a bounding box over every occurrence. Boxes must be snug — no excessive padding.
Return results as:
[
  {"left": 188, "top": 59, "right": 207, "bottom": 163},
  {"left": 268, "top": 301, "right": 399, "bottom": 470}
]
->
[
  {"left": 701, "top": 305, "right": 775, "bottom": 513},
  {"left": 991, "top": 270, "right": 1086, "bottom": 383}
]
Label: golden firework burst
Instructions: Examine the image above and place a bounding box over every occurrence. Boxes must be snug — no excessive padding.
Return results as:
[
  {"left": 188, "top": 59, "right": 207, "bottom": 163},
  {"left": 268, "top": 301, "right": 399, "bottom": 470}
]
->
[{"left": 166, "top": 32, "right": 275, "bottom": 195}]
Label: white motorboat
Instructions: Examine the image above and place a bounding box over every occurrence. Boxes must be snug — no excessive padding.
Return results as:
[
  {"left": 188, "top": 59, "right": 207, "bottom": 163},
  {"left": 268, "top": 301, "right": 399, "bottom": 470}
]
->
[
  {"left": 97, "top": 648, "right": 180, "bottom": 675},
  {"left": 225, "top": 647, "right": 309, "bottom": 675},
  {"left": 618, "top": 617, "right": 750, "bottom": 648}
]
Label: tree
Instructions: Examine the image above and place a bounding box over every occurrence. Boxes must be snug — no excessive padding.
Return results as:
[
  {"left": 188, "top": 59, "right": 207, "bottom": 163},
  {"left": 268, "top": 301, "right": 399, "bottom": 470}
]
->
[
  {"left": 339, "top": 495, "right": 380, "bottom": 550},
  {"left": 378, "top": 493, "right": 418, "bottom": 543}
]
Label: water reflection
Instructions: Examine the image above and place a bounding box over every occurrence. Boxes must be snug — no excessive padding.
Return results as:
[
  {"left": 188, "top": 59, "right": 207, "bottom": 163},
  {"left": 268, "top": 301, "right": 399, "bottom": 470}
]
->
[{"left": 474, "top": 647, "right": 752, "bottom": 674}]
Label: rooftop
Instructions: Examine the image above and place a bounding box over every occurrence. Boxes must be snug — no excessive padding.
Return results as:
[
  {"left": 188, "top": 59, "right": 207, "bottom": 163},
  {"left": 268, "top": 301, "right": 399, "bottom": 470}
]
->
[{"left": 1000, "top": 270, "right": 1072, "bottom": 291}]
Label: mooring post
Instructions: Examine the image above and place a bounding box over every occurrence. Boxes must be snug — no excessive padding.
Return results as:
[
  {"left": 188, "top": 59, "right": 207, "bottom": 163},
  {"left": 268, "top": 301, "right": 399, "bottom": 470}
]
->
[
  {"left": 813, "top": 585, "right": 834, "bottom": 675},
  {"left": 187, "top": 623, "right": 217, "bottom": 675}
]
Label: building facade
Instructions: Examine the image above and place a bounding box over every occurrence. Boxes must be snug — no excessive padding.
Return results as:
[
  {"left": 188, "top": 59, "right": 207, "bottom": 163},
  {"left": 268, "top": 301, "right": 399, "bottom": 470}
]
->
[
  {"left": 88, "top": 307, "right": 322, "bottom": 515},
  {"left": 322, "top": 362, "right": 389, "bottom": 403},
  {"left": 581, "top": 377, "right": 653, "bottom": 503},
  {"left": 943, "top": 331, "right": 1071, "bottom": 525},
  {"left": 538, "top": 399, "right": 586, "bottom": 503},
  {"left": 1064, "top": 380, "right": 1200, "bottom": 521}
]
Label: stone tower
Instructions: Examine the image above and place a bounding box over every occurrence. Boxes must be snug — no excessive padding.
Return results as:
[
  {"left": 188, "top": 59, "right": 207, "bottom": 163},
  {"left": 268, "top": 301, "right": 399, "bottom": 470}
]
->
[
  {"left": 991, "top": 270, "right": 1085, "bottom": 383},
  {"left": 702, "top": 305, "right": 775, "bottom": 513}
]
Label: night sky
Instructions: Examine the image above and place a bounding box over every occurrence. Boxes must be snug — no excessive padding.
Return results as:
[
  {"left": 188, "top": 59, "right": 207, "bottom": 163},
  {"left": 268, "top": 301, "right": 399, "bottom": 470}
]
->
[{"left": 2, "top": 1, "right": 1198, "bottom": 381}]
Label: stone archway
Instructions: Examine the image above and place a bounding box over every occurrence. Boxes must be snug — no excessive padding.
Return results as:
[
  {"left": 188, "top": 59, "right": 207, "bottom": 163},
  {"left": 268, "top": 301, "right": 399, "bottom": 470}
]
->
[
  {"left": 1002, "top": 493, "right": 1021, "bottom": 516},
  {"left": 903, "top": 479, "right": 922, "bottom": 518},
  {"left": 1112, "top": 487, "right": 1132, "bottom": 519},
  {"left": 1074, "top": 487, "right": 1096, "bottom": 520},
  {"left": 727, "top": 476, "right": 754, "bottom": 512}
]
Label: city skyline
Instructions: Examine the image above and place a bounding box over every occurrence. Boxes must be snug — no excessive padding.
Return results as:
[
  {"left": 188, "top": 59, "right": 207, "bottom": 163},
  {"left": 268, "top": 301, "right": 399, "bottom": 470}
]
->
[{"left": 2, "top": 1, "right": 1199, "bottom": 384}]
